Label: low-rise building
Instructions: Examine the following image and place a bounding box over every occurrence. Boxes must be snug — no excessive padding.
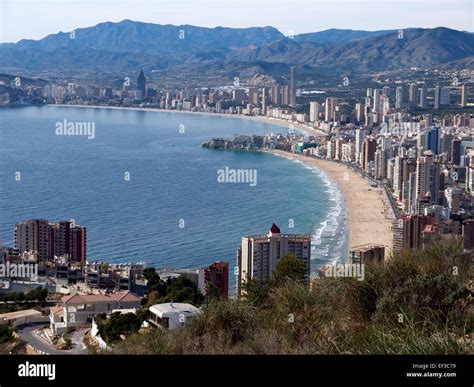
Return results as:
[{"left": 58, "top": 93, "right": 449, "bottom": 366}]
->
[
  {"left": 349, "top": 244, "right": 385, "bottom": 264},
  {"left": 148, "top": 302, "right": 201, "bottom": 330},
  {"left": 50, "top": 291, "right": 140, "bottom": 335},
  {"left": 85, "top": 262, "right": 142, "bottom": 291}
]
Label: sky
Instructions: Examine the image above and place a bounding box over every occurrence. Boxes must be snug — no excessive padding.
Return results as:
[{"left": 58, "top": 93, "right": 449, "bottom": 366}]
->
[{"left": 1, "top": 0, "right": 473, "bottom": 43}]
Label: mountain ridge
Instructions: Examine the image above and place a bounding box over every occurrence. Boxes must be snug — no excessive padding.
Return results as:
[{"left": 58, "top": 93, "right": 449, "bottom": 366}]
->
[{"left": 0, "top": 21, "right": 472, "bottom": 79}]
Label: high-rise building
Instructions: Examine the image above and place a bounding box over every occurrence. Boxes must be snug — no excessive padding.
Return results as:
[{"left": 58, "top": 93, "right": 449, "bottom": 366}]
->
[
  {"left": 451, "top": 139, "right": 462, "bottom": 165},
  {"left": 393, "top": 156, "right": 405, "bottom": 199},
  {"left": 461, "top": 84, "right": 467, "bottom": 107},
  {"left": 419, "top": 84, "right": 427, "bottom": 109},
  {"left": 374, "top": 149, "right": 387, "bottom": 179},
  {"left": 309, "top": 101, "right": 320, "bottom": 122},
  {"left": 408, "top": 83, "right": 417, "bottom": 107},
  {"left": 435, "top": 85, "right": 450, "bottom": 109},
  {"left": 441, "top": 134, "right": 454, "bottom": 160},
  {"left": 440, "top": 87, "right": 450, "bottom": 105},
  {"left": 362, "top": 137, "right": 376, "bottom": 172},
  {"left": 355, "top": 103, "right": 364, "bottom": 123},
  {"left": 54, "top": 220, "right": 87, "bottom": 263},
  {"left": 281, "top": 85, "right": 290, "bottom": 106},
  {"left": 261, "top": 88, "right": 267, "bottom": 114},
  {"left": 355, "top": 128, "right": 365, "bottom": 165},
  {"left": 249, "top": 88, "right": 259, "bottom": 105},
  {"left": 434, "top": 85, "right": 441, "bottom": 109},
  {"left": 14, "top": 219, "right": 53, "bottom": 262},
  {"left": 271, "top": 85, "right": 281, "bottom": 105},
  {"left": 393, "top": 215, "right": 425, "bottom": 253},
  {"left": 415, "top": 151, "right": 436, "bottom": 203},
  {"left": 364, "top": 105, "right": 372, "bottom": 127},
  {"left": 395, "top": 86, "right": 403, "bottom": 109},
  {"left": 204, "top": 261, "right": 229, "bottom": 299},
  {"left": 407, "top": 171, "right": 417, "bottom": 214},
  {"left": 14, "top": 219, "right": 86, "bottom": 263},
  {"left": 426, "top": 127, "right": 440, "bottom": 155},
  {"left": 382, "top": 95, "right": 390, "bottom": 116},
  {"left": 289, "top": 66, "right": 297, "bottom": 106},
  {"left": 137, "top": 70, "right": 146, "bottom": 97},
  {"left": 373, "top": 89, "right": 380, "bottom": 113},
  {"left": 415, "top": 151, "right": 431, "bottom": 199},
  {"left": 232, "top": 89, "right": 246, "bottom": 104},
  {"left": 325, "top": 97, "right": 337, "bottom": 122},
  {"left": 236, "top": 224, "right": 311, "bottom": 295},
  {"left": 445, "top": 187, "right": 461, "bottom": 213}
]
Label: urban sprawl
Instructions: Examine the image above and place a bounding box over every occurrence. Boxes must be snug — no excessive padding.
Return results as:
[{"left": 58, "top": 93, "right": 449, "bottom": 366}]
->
[{"left": 0, "top": 65, "right": 473, "bottom": 353}]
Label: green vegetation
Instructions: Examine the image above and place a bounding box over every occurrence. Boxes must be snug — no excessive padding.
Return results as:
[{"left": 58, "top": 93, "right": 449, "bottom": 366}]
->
[
  {"left": 114, "top": 240, "right": 473, "bottom": 354},
  {"left": 0, "top": 325, "right": 25, "bottom": 354},
  {"left": 97, "top": 311, "right": 149, "bottom": 344},
  {"left": 0, "top": 325, "right": 13, "bottom": 344},
  {"left": 272, "top": 254, "right": 307, "bottom": 285},
  {"left": 143, "top": 271, "right": 204, "bottom": 306},
  {"left": 0, "top": 287, "right": 48, "bottom": 303}
]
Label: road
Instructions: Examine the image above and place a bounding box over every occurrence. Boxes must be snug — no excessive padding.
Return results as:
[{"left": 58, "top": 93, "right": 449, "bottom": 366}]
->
[{"left": 16, "top": 323, "right": 88, "bottom": 355}]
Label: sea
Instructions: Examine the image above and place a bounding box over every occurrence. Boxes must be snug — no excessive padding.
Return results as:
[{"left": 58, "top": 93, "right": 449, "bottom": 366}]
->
[{"left": 0, "top": 105, "right": 348, "bottom": 289}]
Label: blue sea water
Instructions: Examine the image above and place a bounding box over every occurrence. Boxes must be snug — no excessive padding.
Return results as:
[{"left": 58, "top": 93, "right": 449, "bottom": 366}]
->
[{"left": 0, "top": 105, "right": 347, "bottom": 288}]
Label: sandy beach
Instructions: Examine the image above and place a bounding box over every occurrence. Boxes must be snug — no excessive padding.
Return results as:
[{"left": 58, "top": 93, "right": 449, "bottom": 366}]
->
[
  {"left": 53, "top": 103, "right": 393, "bottom": 254},
  {"left": 269, "top": 150, "right": 394, "bottom": 255}
]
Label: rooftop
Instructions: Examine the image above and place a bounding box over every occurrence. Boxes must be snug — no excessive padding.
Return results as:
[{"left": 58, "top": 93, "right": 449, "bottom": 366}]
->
[
  {"left": 149, "top": 302, "right": 201, "bottom": 317},
  {"left": 61, "top": 291, "right": 140, "bottom": 304},
  {"left": 0, "top": 309, "right": 42, "bottom": 322}
]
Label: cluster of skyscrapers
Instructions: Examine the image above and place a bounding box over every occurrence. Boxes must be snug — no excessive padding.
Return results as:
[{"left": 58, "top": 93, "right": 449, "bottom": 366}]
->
[
  {"left": 303, "top": 86, "right": 474, "bottom": 254},
  {"left": 13, "top": 219, "right": 87, "bottom": 263}
]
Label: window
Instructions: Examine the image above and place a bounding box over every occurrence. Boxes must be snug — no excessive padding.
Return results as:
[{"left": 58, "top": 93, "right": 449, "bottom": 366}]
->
[{"left": 86, "top": 304, "right": 95, "bottom": 311}]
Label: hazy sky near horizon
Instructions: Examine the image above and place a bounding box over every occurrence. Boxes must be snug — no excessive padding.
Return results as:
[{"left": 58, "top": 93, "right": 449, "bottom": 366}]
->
[{"left": 1, "top": 0, "right": 472, "bottom": 43}]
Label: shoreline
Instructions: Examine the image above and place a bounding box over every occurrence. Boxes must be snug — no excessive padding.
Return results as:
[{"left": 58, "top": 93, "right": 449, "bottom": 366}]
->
[
  {"left": 47, "top": 103, "right": 393, "bottom": 256},
  {"left": 50, "top": 103, "right": 327, "bottom": 137},
  {"left": 267, "top": 150, "right": 394, "bottom": 256}
]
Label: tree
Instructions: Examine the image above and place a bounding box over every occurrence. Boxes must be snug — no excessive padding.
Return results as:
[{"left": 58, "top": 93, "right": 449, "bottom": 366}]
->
[
  {"left": 143, "top": 268, "right": 164, "bottom": 294},
  {"left": 26, "top": 287, "right": 48, "bottom": 303},
  {"left": 272, "top": 254, "right": 307, "bottom": 285},
  {"left": 240, "top": 275, "right": 269, "bottom": 306},
  {"left": 162, "top": 276, "right": 204, "bottom": 305},
  {"left": 99, "top": 312, "right": 144, "bottom": 344}
]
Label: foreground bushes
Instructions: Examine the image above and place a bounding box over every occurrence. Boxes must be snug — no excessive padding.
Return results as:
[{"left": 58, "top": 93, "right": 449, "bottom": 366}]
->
[{"left": 114, "top": 239, "right": 473, "bottom": 354}]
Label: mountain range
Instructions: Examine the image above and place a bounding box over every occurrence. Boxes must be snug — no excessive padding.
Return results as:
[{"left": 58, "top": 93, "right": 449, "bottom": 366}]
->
[{"left": 0, "top": 20, "right": 473, "bottom": 82}]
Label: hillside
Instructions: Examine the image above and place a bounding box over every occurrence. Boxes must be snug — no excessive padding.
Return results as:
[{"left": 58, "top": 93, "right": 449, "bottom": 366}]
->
[{"left": 0, "top": 21, "right": 472, "bottom": 78}]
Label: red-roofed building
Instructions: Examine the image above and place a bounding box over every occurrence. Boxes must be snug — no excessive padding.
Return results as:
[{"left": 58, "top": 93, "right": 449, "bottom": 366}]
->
[{"left": 50, "top": 291, "right": 140, "bottom": 335}]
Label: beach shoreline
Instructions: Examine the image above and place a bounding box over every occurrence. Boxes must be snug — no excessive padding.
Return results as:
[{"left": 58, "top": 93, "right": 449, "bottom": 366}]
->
[
  {"left": 267, "top": 150, "right": 394, "bottom": 256},
  {"left": 52, "top": 103, "right": 393, "bottom": 257},
  {"left": 51, "top": 103, "right": 327, "bottom": 137}
]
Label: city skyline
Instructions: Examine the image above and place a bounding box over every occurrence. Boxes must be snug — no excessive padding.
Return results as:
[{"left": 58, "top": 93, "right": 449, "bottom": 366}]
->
[
  {"left": 1, "top": 0, "right": 473, "bottom": 43},
  {"left": 0, "top": 0, "right": 472, "bottom": 370}
]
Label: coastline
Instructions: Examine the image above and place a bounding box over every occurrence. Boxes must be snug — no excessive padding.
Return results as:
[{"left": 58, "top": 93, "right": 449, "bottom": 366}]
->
[
  {"left": 267, "top": 150, "right": 394, "bottom": 256},
  {"left": 51, "top": 103, "right": 327, "bottom": 137},
  {"left": 50, "top": 103, "right": 393, "bottom": 256}
]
